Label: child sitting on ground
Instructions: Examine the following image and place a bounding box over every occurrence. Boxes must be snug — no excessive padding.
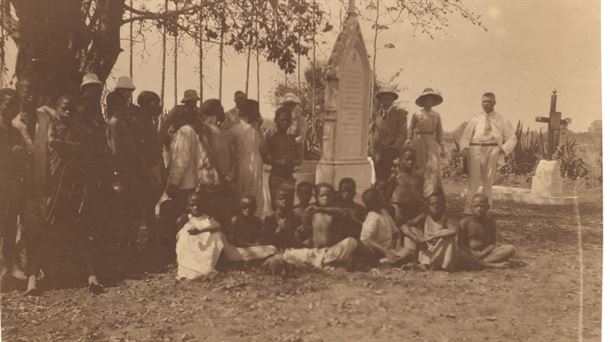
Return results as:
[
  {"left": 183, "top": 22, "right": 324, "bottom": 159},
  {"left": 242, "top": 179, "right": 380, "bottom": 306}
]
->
[
  {"left": 228, "top": 196, "right": 266, "bottom": 246},
  {"left": 175, "top": 191, "right": 225, "bottom": 280},
  {"left": 401, "top": 193, "right": 458, "bottom": 271},
  {"left": 360, "top": 188, "right": 414, "bottom": 265},
  {"left": 336, "top": 177, "right": 367, "bottom": 238},
  {"left": 263, "top": 187, "right": 302, "bottom": 249},
  {"left": 269, "top": 183, "right": 358, "bottom": 269},
  {"left": 264, "top": 107, "right": 302, "bottom": 210},
  {"left": 458, "top": 193, "right": 516, "bottom": 268},
  {"left": 373, "top": 179, "right": 396, "bottom": 219},
  {"left": 389, "top": 148, "right": 424, "bottom": 226},
  {"left": 293, "top": 181, "right": 314, "bottom": 222}
]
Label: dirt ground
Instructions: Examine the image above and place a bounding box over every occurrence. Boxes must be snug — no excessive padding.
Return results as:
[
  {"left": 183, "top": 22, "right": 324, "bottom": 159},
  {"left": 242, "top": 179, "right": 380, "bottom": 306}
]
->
[{"left": 0, "top": 181, "right": 602, "bottom": 342}]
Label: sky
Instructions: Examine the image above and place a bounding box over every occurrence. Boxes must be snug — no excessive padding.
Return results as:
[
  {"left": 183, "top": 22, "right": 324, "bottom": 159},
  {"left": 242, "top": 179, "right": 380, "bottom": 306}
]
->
[{"left": 2, "top": 0, "right": 601, "bottom": 132}]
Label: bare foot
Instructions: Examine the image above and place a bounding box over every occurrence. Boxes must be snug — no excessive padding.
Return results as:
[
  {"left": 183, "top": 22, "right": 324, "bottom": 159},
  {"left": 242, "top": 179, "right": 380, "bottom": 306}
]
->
[
  {"left": 24, "top": 275, "right": 40, "bottom": 296},
  {"left": 88, "top": 275, "right": 104, "bottom": 295},
  {"left": 483, "top": 261, "right": 510, "bottom": 269}
]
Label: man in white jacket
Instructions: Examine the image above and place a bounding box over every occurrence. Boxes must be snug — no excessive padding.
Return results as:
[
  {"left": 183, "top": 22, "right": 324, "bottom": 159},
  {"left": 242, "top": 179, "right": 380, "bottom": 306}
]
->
[{"left": 459, "top": 93, "right": 516, "bottom": 213}]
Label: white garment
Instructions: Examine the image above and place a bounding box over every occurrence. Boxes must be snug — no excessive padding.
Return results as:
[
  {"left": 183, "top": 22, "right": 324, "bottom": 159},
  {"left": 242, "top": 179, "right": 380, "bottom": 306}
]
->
[
  {"left": 360, "top": 210, "right": 397, "bottom": 250},
  {"left": 459, "top": 111, "right": 516, "bottom": 164},
  {"left": 167, "top": 124, "right": 208, "bottom": 190},
  {"left": 176, "top": 215, "right": 225, "bottom": 280}
]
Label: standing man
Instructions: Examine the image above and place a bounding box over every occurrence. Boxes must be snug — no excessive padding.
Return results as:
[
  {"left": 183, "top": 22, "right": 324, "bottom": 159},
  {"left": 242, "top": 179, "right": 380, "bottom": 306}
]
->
[
  {"left": 370, "top": 86, "right": 408, "bottom": 182},
  {"left": 222, "top": 90, "right": 247, "bottom": 130},
  {"left": 12, "top": 78, "right": 52, "bottom": 295},
  {"left": 279, "top": 92, "right": 307, "bottom": 162},
  {"left": 114, "top": 76, "right": 139, "bottom": 122},
  {"left": 459, "top": 92, "right": 516, "bottom": 213}
]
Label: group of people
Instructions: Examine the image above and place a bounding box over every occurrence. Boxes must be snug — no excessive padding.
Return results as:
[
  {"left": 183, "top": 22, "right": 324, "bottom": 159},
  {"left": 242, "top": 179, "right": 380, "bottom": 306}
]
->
[{"left": 0, "top": 69, "right": 517, "bottom": 295}]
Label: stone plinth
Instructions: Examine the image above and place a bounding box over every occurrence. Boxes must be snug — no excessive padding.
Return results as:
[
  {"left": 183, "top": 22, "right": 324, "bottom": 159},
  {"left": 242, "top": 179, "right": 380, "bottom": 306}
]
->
[
  {"left": 531, "top": 160, "right": 563, "bottom": 197},
  {"left": 315, "top": 13, "right": 373, "bottom": 194}
]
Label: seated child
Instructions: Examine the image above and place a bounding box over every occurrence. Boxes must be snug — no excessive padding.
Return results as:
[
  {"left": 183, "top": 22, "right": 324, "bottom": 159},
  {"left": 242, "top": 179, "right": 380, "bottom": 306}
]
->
[
  {"left": 389, "top": 148, "right": 425, "bottom": 226},
  {"left": 224, "top": 196, "right": 278, "bottom": 261},
  {"left": 458, "top": 194, "right": 516, "bottom": 268},
  {"left": 263, "top": 187, "right": 302, "bottom": 249},
  {"left": 360, "top": 188, "right": 414, "bottom": 265},
  {"left": 273, "top": 183, "right": 358, "bottom": 269},
  {"left": 293, "top": 181, "right": 314, "bottom": 222},
  {"left": 175, "top": 192, "right": 225, "bottom": 280},
  {"left": 264, "top": 107, "right": 302, "bottom": 210},
  {"left": 229, "top": 196, "right": 266, "bottom": 246},
  {"left": 336, "top": 177, "right": 366, "bottom": 238},
  {"left": 373, "top": 179, "right": 396, "bottom": 219},
  {"left": 401, "top": 193, "right": 458, "bottom": 271}
]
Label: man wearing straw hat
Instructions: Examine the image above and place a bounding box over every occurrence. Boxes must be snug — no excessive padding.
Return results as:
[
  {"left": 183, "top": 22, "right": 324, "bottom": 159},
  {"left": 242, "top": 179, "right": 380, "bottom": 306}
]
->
[
  {"left": 79, "top": 72, "right": 106, "bottom": 129},
  {"left": 279, "top": 92, "right": 307, "bottom": 161},
  {"left": 459, "top": 92, "right": 516, "bottom": 213},
  {"left": 370, "top": 86, "right": 408, "bottom": 182}
]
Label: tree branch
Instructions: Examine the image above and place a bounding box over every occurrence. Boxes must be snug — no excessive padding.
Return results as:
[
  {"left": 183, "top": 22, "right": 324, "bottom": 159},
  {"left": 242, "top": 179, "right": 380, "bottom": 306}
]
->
[
  {"left": 0, "top": 0, "right": 19, "bottom": 42},
  {"left": 121, "top": 2, "right": 211, "bottom": 25}
]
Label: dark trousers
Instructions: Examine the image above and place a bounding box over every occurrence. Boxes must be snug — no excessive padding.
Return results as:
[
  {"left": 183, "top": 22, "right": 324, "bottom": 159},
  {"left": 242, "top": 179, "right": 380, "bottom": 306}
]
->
[{"left": 374, "top": 147, "right": 399, "bottom": 182}]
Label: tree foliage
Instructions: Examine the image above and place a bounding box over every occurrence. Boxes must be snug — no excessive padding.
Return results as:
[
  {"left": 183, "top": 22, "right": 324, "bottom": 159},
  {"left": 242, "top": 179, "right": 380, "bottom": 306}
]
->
[{"left": 0, "top": 0, "right": 332, "bottom": 102}]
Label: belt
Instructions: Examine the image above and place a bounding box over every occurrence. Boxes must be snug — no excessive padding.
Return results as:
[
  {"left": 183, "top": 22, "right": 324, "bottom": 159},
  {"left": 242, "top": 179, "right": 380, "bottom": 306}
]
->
[
  {"left": 470, "top": 143, "right": 498, "bottom": 147},
  {"left": 416, "top": 131, "right": 434, "bottom": 135}
]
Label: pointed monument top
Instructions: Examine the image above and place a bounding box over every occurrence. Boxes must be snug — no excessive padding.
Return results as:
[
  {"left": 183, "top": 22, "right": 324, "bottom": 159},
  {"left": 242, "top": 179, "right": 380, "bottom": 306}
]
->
[{"left": 347, "top": 0, "right": 357, "bottom": 17}]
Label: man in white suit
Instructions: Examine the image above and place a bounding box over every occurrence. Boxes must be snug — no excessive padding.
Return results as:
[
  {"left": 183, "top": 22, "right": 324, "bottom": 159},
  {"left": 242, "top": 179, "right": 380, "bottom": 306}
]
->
[{"left": 460, "top": 92, "right": 516, "bottom": 213}]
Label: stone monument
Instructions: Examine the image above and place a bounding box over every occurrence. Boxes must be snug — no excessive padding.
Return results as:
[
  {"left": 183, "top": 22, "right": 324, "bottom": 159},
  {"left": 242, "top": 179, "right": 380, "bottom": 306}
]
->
[
  {"left": 315, "top": 1, "right": 373, "bottom": 196},
  {"left": 531, "top": 90, "right": 570, "bottom": 197}
]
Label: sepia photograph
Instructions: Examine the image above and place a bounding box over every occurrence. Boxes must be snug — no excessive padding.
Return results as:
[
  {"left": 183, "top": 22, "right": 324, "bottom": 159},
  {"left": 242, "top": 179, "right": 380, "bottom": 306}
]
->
[{"left": 0, "top": 0, "right": 603, "bottom": 341}]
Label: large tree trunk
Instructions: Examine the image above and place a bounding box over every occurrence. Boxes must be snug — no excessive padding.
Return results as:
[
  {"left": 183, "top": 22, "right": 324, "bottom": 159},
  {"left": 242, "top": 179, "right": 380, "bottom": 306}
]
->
[{"left": 11, "top": 0, "right": 124, "bottom": 104}]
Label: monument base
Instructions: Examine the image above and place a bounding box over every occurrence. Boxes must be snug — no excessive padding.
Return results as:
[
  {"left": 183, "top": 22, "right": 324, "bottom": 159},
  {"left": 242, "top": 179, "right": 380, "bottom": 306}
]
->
[
  {"left": 531, "top": 160, "right": 563, "bottom": 196},
  {"left": 316, "top": 158, "right": 374, "bottom": 200},
  {"left": 461, "top": 185, "right": 578, "bottom": 206},
  {"left": 294, "top": 160, "right": 318, "bottom": 185}
]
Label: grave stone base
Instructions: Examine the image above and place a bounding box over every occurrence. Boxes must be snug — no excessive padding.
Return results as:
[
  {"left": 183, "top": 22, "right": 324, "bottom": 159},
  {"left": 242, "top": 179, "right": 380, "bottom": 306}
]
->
[
  {"left": 531, "top": 160, "right": 564, "bottom": 196},
  {"left": 461, "top": 185, "right": 578, "bottom": 206}
]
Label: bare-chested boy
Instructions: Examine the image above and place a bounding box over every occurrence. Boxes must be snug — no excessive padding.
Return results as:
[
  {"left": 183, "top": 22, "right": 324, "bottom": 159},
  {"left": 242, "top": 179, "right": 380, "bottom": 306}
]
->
[
  {"left": 336, "top": 177, "right": 366, "bottom": 238},
  {"left": 228, "top": 196, "right": 266, "bottom": 246},
  {"left": 458, "top": 193, "right": 516, "bottom": 268},
  {"left": 271, "top": 183, "right": 358, "bottom": 269},
  {"left": 293, "top": 181, "right": 314, "bottom": 222},
  {"left": 263, "top": 187, "right": 302, "bottom": 249},
  {"left": 264, "top": 107, "right": 302, "bottom": 209},
  {"left": 389, "top": 148, "right": 424, "bottom": 226}
]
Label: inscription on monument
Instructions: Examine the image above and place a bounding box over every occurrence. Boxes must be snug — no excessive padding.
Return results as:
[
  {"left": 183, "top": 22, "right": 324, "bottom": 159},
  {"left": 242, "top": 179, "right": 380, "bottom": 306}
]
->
[{"left": 337, "top": 50, "right": 366, "bottom": 159}]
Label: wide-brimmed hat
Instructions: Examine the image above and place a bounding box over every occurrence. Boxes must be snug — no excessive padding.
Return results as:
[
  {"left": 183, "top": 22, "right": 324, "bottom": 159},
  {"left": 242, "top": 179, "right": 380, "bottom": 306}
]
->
[
  {"left": 376, "top": 86, "right": 399, "bottom": 101},
  {"left": 415, "top": 88, "right": 443, "bottom": 107},
  {"left": 279, "top": 92, "right": 301, "bottom": 105},
  {"left": 115, "top": 76, "right": 136, "bottom": 90},
  {"left": 181, "top": 89, "right": 200, "bottom": 103},
  {"left": 80, "top": 73, "right": 102, "bottom": 90}
]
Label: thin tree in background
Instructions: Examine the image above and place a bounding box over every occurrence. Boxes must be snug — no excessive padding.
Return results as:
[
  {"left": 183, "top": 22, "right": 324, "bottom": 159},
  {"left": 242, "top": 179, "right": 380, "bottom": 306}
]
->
[
  {"left": 198, "top": 0, "right": 204, "bottom": 103},
  {"left": 0, "top": 1, "right": 4, "bottom": 88},
  {"left": 256, "top": 45, "right": 260, "bottom": 103},
  {"left": 173, "top": 1, "right": 178, "bottom": 106},
  {"left": 129, "top": 0, "right": 133, "bottom": 79},
  {"left": 173, "top": 31, "right": 177, "bottom": 106},
  {"left": 218, "top": 26, "right": 224, "bottom": 101},
  {"left": 160, "top": 0, "right": 168, "bottom": 106},
  {"left": 369, "top": 0, "right": 380, "bottom": 117},
  {"left": 245, "top": 46, "right": 251, "bottom": 96}
]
